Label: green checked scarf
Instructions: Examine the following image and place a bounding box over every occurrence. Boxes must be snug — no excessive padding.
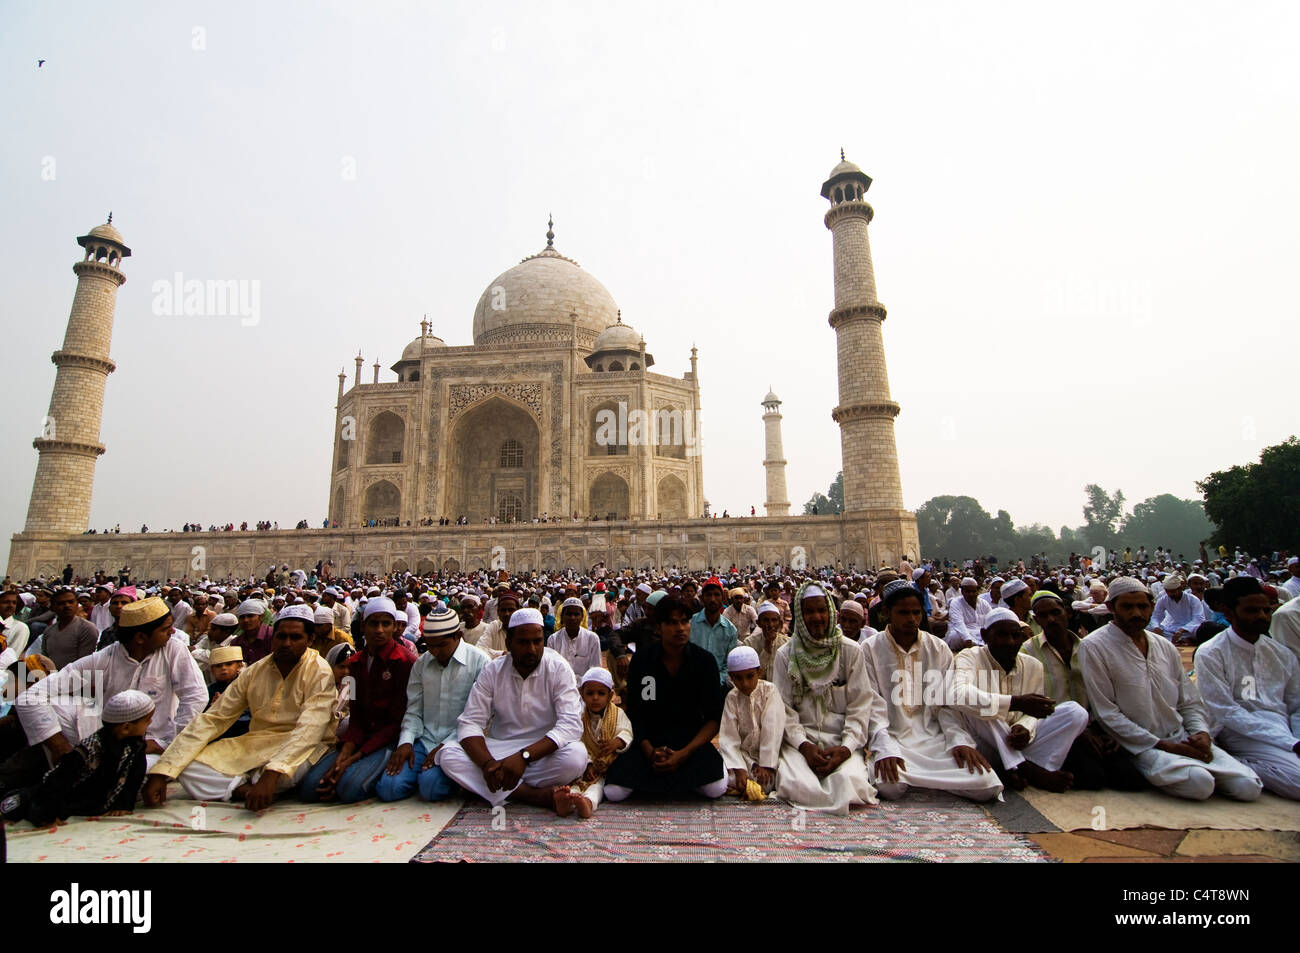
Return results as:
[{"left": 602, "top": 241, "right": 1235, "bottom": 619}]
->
[{"left": 786, "top": 580, "right": 840, "bottom": 708}]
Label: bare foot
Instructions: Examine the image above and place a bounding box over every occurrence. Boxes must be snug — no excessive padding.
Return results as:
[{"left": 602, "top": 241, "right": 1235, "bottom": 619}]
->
[
  {"left": 575, "top": 794, "right": 594, "bottom": 819},
  {"left": 231, "top": 783, "right": 252, "bottom": 801},
  {"left": 996, "top": 766, "right": 1027, "bottom": 791},
  {"left": 552, "top": 786, "right": 575, "bottom": 817},
  {"left": 1018, "top": 761, "right": 1074, "bottom": 792}
]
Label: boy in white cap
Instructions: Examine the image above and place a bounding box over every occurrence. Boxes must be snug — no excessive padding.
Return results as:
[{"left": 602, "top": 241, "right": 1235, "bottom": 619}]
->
[
  {"left": 554, "top": 666, "right": 632, "bottom": 818},
  {"left": 718, "top": 645, "right": 782, "bottom": 798},
  {"left": 2, "top": 689, "right": 154, "bottom": 825},
  {"left": 547, "top": 598, "right": 602, "bottom": 686},
  {"left": 206, "top": 645, "right": 250, "bottom": 740}
]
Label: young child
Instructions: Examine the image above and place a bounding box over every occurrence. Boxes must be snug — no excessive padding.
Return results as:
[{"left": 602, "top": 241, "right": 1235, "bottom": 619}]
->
[
  {"left": 554, "top": 667, "right": 631, "bottom": 819},
  {"left": 206, "top": 645, "right": 250, "bottom": 739},
  {"left": 719, "top": 646, "right": 783, "bottom": 800},
  {"left": 326, "top": 642, "right": 356, "bottom": 734},
  {"left": 0, "top": 689, "right": 154, "bottom": 826}
]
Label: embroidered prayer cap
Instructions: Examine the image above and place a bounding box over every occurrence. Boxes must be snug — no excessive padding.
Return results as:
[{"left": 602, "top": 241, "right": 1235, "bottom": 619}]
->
[
  {"left": 960, "top": 577, "right": 978, "bottom": 587},
  {"left": 209, "top": 645, "right": 244, "bottom": 665},
  {"left": 422, "top": 607, "right": 461, "bottom": 638},
  {"left": 880, "top": 579, "right": 918, "bottom": 607},
  {"left": 1106, "top": 577, "right": 1150, "bottom": 602},
  {"left": 728, "top": 587, "right": 746, "bottom": 599},
  {"left": 459, "top": 593, "right": 482, "bottom": 607},
  {"left": 800, "top": 583, "right": 827, "bottom": 600},
  {"left": 118, "top": 596, "right": 171, "bottom": 629},
  {"left": 102, "top": 689, "right": 155, "bottom": 724},
  {"left": 727, "top": 645, "right": 761, "bottom": 672},
  {"left": 313, "top": 607, "right": 335, "bottom": 624},
  {"left": 837, "top": 599, "right": 865, "bottom": 618},
  {"left": 982, "top": 607, "right": 1021, "bottom": 630},
  {"left": 756, "top": 600, "right": 781, "bottom": 617},
  {"left": 1163, "top": 574, "right": 1184, "bottom": 589},
  {"left": 362, "top": 597, "right": 400, "bottom": 621},
  {"left": 635, "top": 583, "right": 653, "bottom": 595},
  {"left": 235, "top": 599, "right": 266, "bottom": 618},
  {"left": 1000, "top": 579, "right": 1029, "bottom": 603},
  {"left": 580, "top": 666, "right": 614, "bottom": 690},
  {"left": 645, "top": 590, "right": 668, "bottom": 607},
  {"left": 508, "top": 607, "right": 544, "bottom": 629},
  {"left": 561, "top": 597, "right": 584, "bottom": 610},
  {"left": 989, "top": 577, "right": 1005, "bottom": 585},
  {"left": 210, "top": 612, "right": 239, "bottom": 627},
  {"left": 1289, "top": 557, "right": 1299, "bottom": 567},
  {"left": 910, "top": 567, "right": 928, "bottom": 581},
  {"left": 1187, "top": 572, "right": 1208, "bottom": 583},
  {"left": 274, "top": 604, "right": 315, "bottom": 626}
]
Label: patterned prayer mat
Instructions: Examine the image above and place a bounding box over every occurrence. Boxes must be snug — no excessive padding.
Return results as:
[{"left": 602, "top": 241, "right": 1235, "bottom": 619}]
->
[{"left": 411, "top": 789, "right": 1053, "bottom": 862}]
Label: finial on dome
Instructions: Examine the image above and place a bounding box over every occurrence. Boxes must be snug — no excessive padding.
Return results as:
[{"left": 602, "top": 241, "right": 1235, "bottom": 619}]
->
[
  {"left": 107, "top": 211, "right": 113, "bottom": 225},
  {"left": 616, "top": 310, "right": 622, "bottom": 324},
  {"left": 840, "top": 147, "right": 845, "bottom": 161},
  {"left": 546, "top": 214, "right": 554, "bottom": 248},
  {"left": 420, "top": 315, "right": 429, "bottom": 337}
]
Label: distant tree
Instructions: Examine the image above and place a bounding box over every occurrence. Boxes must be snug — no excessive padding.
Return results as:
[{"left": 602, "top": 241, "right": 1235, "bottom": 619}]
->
[
  {"left": 915, "top": 495, "right": 996, "bottom": 562},
  {"left": 1081, "top": 484, "right": 1126, "bottom": 555},
  {"left": 1197, "top": 436, "right": 1300, "bottom": 553},
  {"left": 1119, "top": 494, "right": 1214, "bottom": 560},
  {"left": 803, "top": 471, "right": 844, "bottom": 516}
]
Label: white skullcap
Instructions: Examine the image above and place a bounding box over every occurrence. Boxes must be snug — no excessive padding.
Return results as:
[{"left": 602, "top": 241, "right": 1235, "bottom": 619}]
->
[
  {"left": 580, "top": 666, "right": 614, "bottom": 690},
  {"left": 911, "top": 567, "right": 928, "bottom": 581},
  {"left": 459, "top": 594, "right": 481, "bottom": 607},
  {"left": 561, "top": 597, "right": 584, "bottom": 610},
  {"left": 1163, "top": 574, "right": 1184, "bottom": 588},
  {"left": 727, "top": 645, "right": 761, "bottom": 672},
  {"left": 1089, "top": 580, "right": 1107, "bottom": 592},
  {"left": 1000, "top": 579, "right": 1028, "bottom": 602},
  {"left": 960, "top": 577, "right": 978, "bottom": 587},
  {"left": 635, "top": 583, "right": 652, "bottom": 595},
  {"left": 837, "top": 599, "right": 865, "bottom": 619},
  {"left": 508, "top": 607, "right": 544, "bottom": 628},
  {"left": 274, "top": 604, "right": 315, "bottom": 626},
  {"left": 211, "top": 612, "right": 238, "bottom": 627},
  {"left": 1187, "top": 573, "right": 1207, "bottom": 583},
  {"left": 1063, "top": 577, "right": 1075, "bottom": 585},
  {"left": 362, "top": 597, "right": 400, "bottom": 621},
  {"left": 325, "top": 642, "right": 355, "bottom": 667},
  {"left": 982, "top": 607, "right": 1021, "bottom": 629},
  {"left": 313, "top": 606, "right": 335, "bottom": 624},
  {"left": 801, "top": 584, "right": 827, "bottom": 599},
  {"left": 1107, "top": 577, "right": 1150, "bottom": 601},
  {"left": 756, "top": 600, "right": 781, "bottom": 617},
  {"left": 990, "top": 577, "right": 1005, "bottom": 585},
  {"left": 102, "top": 689, "right": 155, "bottom": 725},
  {"left": 235, "top": 599, "right": 266, "bottom": 617},
  {"left": 1289, "top": 557, "right": 1299, "bottom": 567}
]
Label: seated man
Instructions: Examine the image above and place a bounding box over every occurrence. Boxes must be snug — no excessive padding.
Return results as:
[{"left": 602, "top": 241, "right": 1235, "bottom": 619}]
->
[
  {"left": 8, "top": 596, "right": 206, "bottom": 787},
  {"left": 944, "top": 577, "right": 987, "bottom": 652},
  {"left": 1195, "top": 576, "right": 1300, "bottom": 800},
  {"left": 230, "top": 599, "right": 273, "bottom": 665},
  {"left": 860, "top": 580, "right": 1002, "bottom": 802},
  {"left": 1151, "top": 574, "right": 1205, "bottom": 645},
  {"left": 377, "top": 607, "right": 490, "bottom": 803},
  {"left": 690, "top": 577, "right": 738, "bottom": 687},
  {"left": 772, "top": 582, "right": 889, "bottom": 815},
  {"left": 743, "top": 601, "right": 789, "bottom": 681},
  {"left": 1020, "top": 591, "right": 1144, "bottom": 790},
  {"left": 546, "top": 598, "right": 601, "bottom": 685},
  {"left": 436, "top": 608, "right": 587, "bottom": 812},
  {"left": 142, "top": 604, "right": 338, "bottom": 811},
  {"left": 474, "top": 590, "right": 520, "bottom": 659},
  {"left": 1077, "top": 577, "right": 1262, "bottom": 802},
  {"left": 299, "top": 597, "right": 417, "bottom": 803},
  {"left": 952, "top": 608, "right": 1090, "bottom": 792},
  {"left": 309, "top": 606, "right": 354, "bottom": 657}
]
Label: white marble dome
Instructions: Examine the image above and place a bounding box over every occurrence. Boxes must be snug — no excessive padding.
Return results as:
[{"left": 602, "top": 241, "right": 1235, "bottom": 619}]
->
[
  {"left": 398, "top": 332, "right": 445, "bottom": 363},
  {"left": 591, "top": 318, "right": 642, "bottom": 353},
  {"left": 472, "top": 245, "right": 619, "bottom": 347}
]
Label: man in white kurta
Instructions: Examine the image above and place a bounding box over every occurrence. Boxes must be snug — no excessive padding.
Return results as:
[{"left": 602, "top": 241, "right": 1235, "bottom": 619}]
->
[
  {"left": 1077, "top": 578, "right": 1262, "bottom": 801},
  {"left": 17, "top": 597, "right": 206, "bottom": 769},
  {"left": 859, "top": 582, "right": 1003, "bottom": 802},
  {"left": 546, "top": 598, "right": 602, "bottom": 686},
  {"left": 952, "top": 608, "right": 1089, "bottom": 791},
  {"left": 1151, "top": 575, "right": 1205, "bottom": 644},
  {"left": 772, "top": 584, "right": 888, "bottom": 815},
  {"left": 437, "top": 608, "right": 587, "bottom": 809},
  {"left": 1270, "top": 595, "right": 1300, "bottom": 665},
  {"left": 1195, "top": 577, "right": 1300, "bottom": 799},
  {"left": 945, "top": 578, "right": 988, "bottom": 651}
]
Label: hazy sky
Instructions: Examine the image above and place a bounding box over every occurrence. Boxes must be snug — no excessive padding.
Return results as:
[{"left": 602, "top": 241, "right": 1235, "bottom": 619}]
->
[{"left": 3, "top": 1, "right": 1297, "bottom": 569}]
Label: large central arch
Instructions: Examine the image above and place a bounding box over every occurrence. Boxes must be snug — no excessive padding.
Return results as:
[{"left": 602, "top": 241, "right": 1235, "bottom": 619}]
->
[{"left": 445, "top": 397, "right": 541, "bottom": 523}]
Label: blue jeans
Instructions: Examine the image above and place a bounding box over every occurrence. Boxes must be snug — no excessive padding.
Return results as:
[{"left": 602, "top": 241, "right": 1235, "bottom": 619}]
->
[
  {"left": 298, "top": 746, "right": 391, "bottom": 803},
  {"left": 374, "top": 739, "right": 458, "bottom": 803}
]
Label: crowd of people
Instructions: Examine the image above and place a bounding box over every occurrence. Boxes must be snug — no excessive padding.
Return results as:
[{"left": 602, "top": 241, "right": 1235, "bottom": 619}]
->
[{"left": 1, "top": 546, "right": 1297, "bottom": 829}]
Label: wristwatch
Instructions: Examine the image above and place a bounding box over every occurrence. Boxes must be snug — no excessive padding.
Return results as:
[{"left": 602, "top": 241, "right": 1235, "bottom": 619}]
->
[{"left": 519, "top": 748, "right": 532, "bottom": 764}]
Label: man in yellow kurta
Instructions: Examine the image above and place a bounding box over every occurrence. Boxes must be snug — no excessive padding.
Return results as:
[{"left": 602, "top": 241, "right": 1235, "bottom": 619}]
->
[{"left": 141, "top": 604, "right": 337, "bottom": 811}]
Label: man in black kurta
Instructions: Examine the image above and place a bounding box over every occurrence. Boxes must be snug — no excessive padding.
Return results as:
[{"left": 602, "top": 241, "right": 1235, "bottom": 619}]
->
[{"left": 604, "top": 595, "right": 727, "bottom": 799}]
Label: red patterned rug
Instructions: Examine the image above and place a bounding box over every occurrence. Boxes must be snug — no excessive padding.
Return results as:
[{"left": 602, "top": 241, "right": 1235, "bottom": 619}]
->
[{"left": 411, "top": 789, "right": 1053, "bottom": 862}]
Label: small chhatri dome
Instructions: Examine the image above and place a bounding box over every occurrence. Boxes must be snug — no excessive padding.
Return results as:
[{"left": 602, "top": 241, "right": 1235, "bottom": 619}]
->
[
  {"left": 763, "top": 388, "right": 780, "bottom": 405},
  {"left": 821, "top": 151, "right": 872, "bottom": 200},
  {"left": 79, "top": 214, "right": 131, "bottom": 256},
  {"left": 591, "top": 311, "right": 643, "bottom": 353}
]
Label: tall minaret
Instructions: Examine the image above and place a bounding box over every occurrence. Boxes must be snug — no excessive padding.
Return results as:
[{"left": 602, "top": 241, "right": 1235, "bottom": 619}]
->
[
  {"left": 761, "top": 388, "right": 790, "bottom": 517},
  {"left": 24, "top": 217, "right": 131, "bottom": 533},
  {"left": 822, "top": 153, "right": 905, "bottom": 514}
]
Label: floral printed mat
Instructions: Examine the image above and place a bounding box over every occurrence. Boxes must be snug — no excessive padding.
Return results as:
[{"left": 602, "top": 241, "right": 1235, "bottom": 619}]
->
[{"left": 412, "top": 789, "right": 1053, "bottom": 863}]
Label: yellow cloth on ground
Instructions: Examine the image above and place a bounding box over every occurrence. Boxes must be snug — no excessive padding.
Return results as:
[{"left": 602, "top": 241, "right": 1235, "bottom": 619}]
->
[{"left": 152, "top": 650, "right": 337, "bottom": 779}]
